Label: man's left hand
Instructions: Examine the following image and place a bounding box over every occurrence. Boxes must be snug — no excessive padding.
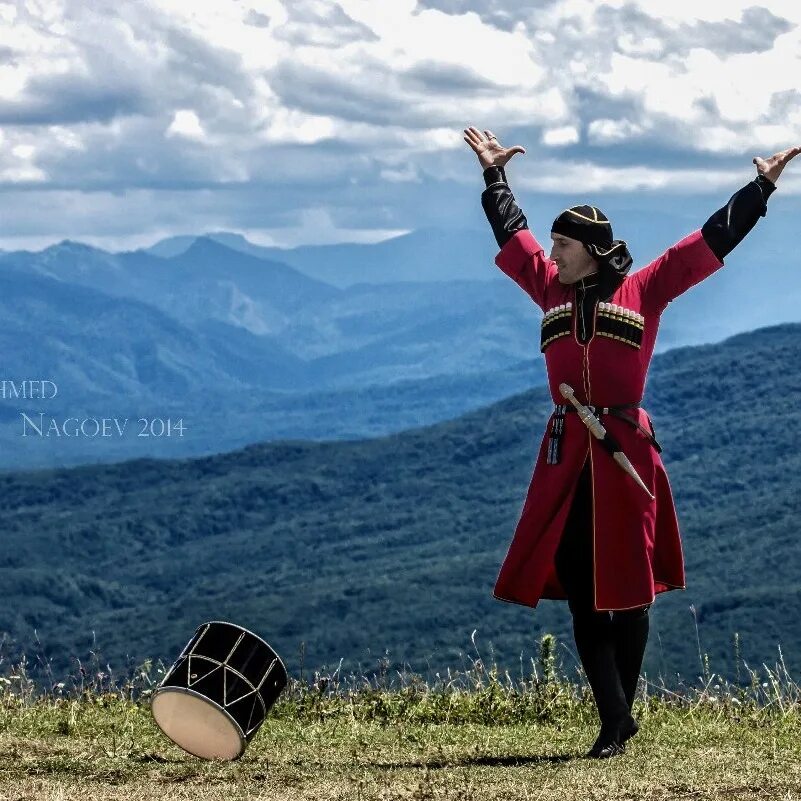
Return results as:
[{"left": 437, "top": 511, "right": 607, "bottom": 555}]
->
[{"left": 753, "top": 145, "right": 801, "bottom": 184}]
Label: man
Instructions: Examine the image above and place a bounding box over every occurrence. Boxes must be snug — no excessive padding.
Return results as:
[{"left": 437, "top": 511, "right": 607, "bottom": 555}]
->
[{"left": 463, "top": 125, "right": 800, "bottom": 758}]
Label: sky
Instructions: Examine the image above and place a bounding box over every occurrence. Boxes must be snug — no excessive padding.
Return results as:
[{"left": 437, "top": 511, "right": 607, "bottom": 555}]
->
[{"left": 0, "top": 0, "right": 799, "bottom": 251}]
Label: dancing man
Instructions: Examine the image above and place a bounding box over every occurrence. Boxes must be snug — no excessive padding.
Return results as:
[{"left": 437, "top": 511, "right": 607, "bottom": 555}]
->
[{"left": 464, "top": 125, "right": 799, "bottom": 758}]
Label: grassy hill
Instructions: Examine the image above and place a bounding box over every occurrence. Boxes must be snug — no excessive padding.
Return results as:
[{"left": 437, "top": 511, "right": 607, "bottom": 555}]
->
[
  {"left": 1, "top": 322, "right": 801, "bottom": 686},
  {"left": 1, "top": 656, "right": 800, "bottom": 800}
]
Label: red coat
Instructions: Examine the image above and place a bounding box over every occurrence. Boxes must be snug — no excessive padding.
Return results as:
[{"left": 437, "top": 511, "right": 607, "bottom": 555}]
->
[{"left": 493, "top": 228, "right": 723, "bottom": 611}]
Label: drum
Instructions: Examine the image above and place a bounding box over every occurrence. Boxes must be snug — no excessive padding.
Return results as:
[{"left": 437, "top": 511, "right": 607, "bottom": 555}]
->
[{"left": 151, "top": 621, "right": 288, "bottom": 760}]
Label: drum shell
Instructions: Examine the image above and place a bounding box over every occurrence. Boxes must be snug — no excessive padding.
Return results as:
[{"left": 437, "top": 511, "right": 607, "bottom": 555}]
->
[{"left": 151, "top": 621, "right": 288, "bottom": 760}]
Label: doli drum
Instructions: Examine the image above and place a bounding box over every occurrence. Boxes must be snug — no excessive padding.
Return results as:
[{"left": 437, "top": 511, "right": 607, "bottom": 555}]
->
[{"left": 151, "top": 621, "right": 288, "bottom": 760}]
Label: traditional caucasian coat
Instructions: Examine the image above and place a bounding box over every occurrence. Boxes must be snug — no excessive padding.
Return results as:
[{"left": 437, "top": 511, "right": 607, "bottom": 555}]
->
[{"left": 493, "top": 227, "right": 723, "bottom": 611}]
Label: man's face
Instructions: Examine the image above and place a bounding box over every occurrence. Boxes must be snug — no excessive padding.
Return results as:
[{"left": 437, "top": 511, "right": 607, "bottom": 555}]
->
[{"left": 549, "top": 233, "right": 599, "bottom": 284}]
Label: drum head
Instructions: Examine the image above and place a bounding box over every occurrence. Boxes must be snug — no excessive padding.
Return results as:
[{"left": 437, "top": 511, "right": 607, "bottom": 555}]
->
[{"left": 151, "top": 687, "right": 245, "bottom": 761}]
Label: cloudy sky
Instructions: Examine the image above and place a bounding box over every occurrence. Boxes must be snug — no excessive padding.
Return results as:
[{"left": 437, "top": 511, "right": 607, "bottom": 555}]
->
[{"left": 0, "top": 0, "right": 799, "bottom": 251}]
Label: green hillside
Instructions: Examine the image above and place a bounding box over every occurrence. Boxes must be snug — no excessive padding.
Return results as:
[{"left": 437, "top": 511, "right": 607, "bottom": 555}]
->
[{"left": 2, "top": 322, "right": 801, "bottom": 687}]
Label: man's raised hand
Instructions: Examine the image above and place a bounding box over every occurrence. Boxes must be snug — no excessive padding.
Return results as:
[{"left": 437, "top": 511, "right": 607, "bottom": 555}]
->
[
  {"left": 753, "top": 145, "right": 801, "bottom": 185},
  {"left": 463, "top": 126, "right": 526, "bottom": 171}
]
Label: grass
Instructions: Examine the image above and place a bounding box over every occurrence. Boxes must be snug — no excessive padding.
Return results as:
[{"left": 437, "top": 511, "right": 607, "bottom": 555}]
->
[{"left": 2, "top": 633, "right": 801, "bottom": 800}]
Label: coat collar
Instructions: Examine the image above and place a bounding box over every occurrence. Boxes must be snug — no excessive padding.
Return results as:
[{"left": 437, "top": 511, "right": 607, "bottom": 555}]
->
[
  {"left": 572, "top": 270, "right": 621, "bottom": 303},
  {"left": 575, "top": 272, "right": 600, "bottom": 289}
]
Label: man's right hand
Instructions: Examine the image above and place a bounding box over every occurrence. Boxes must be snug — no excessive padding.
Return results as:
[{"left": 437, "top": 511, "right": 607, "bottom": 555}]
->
[
  {"left": 463, "top": 126, "right": 526, "bottom": 170},
  {"left": 753, "top": 145, "right": 801, "bottom": 185}
]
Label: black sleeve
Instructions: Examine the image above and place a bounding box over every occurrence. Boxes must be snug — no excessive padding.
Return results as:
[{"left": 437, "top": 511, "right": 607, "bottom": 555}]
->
[
  {"left": 480, "top": 165, "right": 529, "bottom": 250},
  {"left": 701, "top": 174, "right": 776, "bottom": 261}
]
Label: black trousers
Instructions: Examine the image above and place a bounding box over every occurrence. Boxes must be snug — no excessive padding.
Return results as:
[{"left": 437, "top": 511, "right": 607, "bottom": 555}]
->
[{"left": 554, "top": 454, "right": 650, "bottom": 719}]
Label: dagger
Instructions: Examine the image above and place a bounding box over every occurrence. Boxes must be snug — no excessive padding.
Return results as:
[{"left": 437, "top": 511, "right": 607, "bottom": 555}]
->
[{"left": 558, "top": 383, "right": 654, "bottom": 501}]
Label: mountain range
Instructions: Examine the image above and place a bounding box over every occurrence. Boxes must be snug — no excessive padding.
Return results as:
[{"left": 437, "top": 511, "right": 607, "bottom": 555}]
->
[
  {"left": 1, "top": 321, "right": 800, "bottom": 690},
  {"left": 1, "top": 218, "right": 798, "bottom": 470}
]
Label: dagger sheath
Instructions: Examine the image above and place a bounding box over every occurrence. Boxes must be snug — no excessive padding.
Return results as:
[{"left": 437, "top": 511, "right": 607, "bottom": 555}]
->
[{"left": 558, "top": 383, "right": 655, "bottom": 501}]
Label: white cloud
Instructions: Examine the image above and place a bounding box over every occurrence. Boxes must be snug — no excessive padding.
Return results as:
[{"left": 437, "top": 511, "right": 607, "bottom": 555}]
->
[
  {"left": 50, "top": 125, "right": 86, "bottom": 150},
  {"left": 0, "top": 4, "right": 17, "bottom": 24},
  {"left": 379, "top": 162, "right": 422, "bottom": 183},
  {"left": 263, "top": 206, "right": 410, "bottom": 247},
  {"left": 616, "top": 33, "right": 663, "bottom": 57},
  {"left": 519, "top": 160, "right": 738, "bottom": 193},
  {"left": 12, "top": 143, "right": 36, "bottom": 159},
  {"left": 0, "top": 0, "right": 800, "bottom": 247},
  {"left": 2, "top": 140, "right": 46, "bottom": 182},
  {"left": 541, "top": 126, "right": 580, "bottom": 146},
  {"left": 0, "top": 164, "right": 46, "bottom": 182},
  {"left": 166, "top": 109, "right": 205, "bottom": 140},
  {"left": 587, "top": 118, "right": 645, "bottom": 144}
]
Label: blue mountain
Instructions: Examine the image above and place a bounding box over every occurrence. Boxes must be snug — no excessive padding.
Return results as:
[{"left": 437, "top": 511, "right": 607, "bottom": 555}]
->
[
  {"left": 2, "top": 220, "right": 798, "bottom": 470},
  {"left": 1, "top": 321, "right": 799, "bottom": 689}
]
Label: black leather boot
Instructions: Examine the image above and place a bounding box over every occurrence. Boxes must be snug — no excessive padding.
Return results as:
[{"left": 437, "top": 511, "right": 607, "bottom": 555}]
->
[
  {"left": 571, "top": 609, "right": 634, "bottom": 759},
  {"left": 585, "top": 713, "right": 639, "bottom": 758}
]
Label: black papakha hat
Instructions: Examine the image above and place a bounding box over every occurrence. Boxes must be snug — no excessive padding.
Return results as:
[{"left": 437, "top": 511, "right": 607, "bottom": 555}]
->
[{"left": 551, "top": 205, "right": 633, "bottom": 278}]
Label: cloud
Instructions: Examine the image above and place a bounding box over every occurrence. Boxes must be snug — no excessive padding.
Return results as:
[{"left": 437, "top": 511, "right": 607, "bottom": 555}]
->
[
  {"left": 0, "top": 74, "right": 146, "bottom": 126},
  {"left": 0, "top": 135, "right": 47, "bottom": 183},
  {"left": 587, "top": 118, "right": 645, "bottom": 144},
  {"left": 593, "top": 3, "right": 793, "bottom": 58},
  {"left": 417, "top": 0, "right": 793, "bottom": 54},
  {"left": 271, "top": 0, "right": 379, "bottom": 47},
  {"left": 166, "top": 109, "right": 206, "bottom": 140},
  {"left": 268, "top": 58, "right": 410, "bottom": 127},
  {"left": 243, "top": 9, "right": 271, "bottom": 28},
  {"left": 412, "top": 0, "right": 560, "bottom": 33},
  {"left": 0, "top": 0, "right": 799, "bottom": 249},
  {"left": 542, "top": 126, "right": 580, "bottom": 146},
  {"left": 517, "top": 159, "right": 740, "bottom": 193},
  {"left": 401, "top": 59, "right": 501, "bottom": 93}
]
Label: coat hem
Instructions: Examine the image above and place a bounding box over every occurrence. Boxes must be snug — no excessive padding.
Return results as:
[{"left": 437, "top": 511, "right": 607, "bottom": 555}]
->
[
  {"left": 491, "top": 591, "right": 541, "bottom": 609},
  {"left": 492, "top": 581, "right": 686, "bottom": 611}
]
